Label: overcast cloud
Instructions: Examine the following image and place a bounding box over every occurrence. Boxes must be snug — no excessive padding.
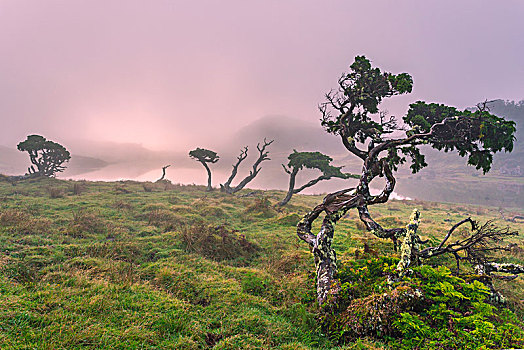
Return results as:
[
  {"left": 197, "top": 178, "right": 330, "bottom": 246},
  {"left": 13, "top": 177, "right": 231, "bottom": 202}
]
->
[{"left": 0, "top": 0, "right": 523, "bottom": 152}]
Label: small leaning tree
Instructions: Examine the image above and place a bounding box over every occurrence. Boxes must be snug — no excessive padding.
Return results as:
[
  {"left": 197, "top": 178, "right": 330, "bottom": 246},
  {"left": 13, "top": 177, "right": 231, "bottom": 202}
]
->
[
  {"left": 189, "top": 148, "right": 219, "bottom": 191},
  {"left": 156, "top": 165, "right": 171, "bottom": 182},
  {"left": 17, "top": 135, "right": 71, "bottom": 177},
  {"left": 278, "top": 150, "right": 357, "bottom": 206},
  {"left": 220, "top": 138, "right": 274, "bottom": 194},
  {"left": 297, "top": 56, "right": 521, "bottom": 305}
]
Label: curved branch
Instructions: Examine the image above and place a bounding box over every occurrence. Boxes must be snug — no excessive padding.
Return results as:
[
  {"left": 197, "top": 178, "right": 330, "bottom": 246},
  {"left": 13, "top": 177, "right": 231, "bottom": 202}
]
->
[
  {"left": 368, "top": 160, "right": 396, "bottom": 205},
  {"left": 156, "top": 165, "right": 171, "bottom": 182},
  {"left": 224, "top": 139, "right": 274, "bottom": 194},
  {"left": 357, "top": 205, "right": 406, "bottom": 241},
  {"left": 221, "top": 146, "right": 248, "bottom": 192}
]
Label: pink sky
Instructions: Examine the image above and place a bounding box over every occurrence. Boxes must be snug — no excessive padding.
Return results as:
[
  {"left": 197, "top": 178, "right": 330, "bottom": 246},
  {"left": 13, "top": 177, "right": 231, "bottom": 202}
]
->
[{"left": 1, "top": 0, "right": 523, "bottom": 151}]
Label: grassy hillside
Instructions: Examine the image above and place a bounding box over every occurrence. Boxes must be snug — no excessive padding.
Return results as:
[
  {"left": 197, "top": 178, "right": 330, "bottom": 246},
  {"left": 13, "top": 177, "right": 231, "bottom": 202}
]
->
[{"left": 0, "top": 177, "right": 522, "bottom": 349}]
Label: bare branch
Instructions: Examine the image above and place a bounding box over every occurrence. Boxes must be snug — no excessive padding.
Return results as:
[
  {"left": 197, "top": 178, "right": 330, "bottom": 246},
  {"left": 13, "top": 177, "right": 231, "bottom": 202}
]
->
[
  {"left": 222, "top": 139, "right": 273, "bottom": 194},
  {"left": 221, "top": 146, "right": 248, "bottom": 192},
  {"left": 156, "top": 164, "right": 171, "bottom": 182}
]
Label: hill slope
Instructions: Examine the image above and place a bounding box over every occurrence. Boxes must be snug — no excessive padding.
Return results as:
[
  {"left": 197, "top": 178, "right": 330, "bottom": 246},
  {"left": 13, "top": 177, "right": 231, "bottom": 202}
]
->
[{"left": 0, "top": 178, "right": 522, "bottom": 349}]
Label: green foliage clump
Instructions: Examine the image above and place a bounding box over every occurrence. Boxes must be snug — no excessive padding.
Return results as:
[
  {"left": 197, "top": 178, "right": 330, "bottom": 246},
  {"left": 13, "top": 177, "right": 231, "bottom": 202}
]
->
[
  {"left": 322, "top": 258, "right": 524, "bottom": 349},
  {"left": 320, "top": 56, "right": 516, "bottom": 175},
  {"left": 405, "top": 102, "right": 516, "bottom": 173},
  {"left": 188, "top": 148, "right": 220, "bottom": 164},
  {"left": 285, "top": 151, "right": 346, "bottom": 177},
  {"left": 393, "top": 266, "right": 524, "bottom": 349}
]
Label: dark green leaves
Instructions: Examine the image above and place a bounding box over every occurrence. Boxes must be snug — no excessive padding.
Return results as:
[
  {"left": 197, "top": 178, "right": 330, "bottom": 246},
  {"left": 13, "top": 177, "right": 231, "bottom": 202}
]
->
[
  {"left": 404, "top": 102, "right": 516, "bottom": 173},
  {"left": 17, "top": 135, "right": 71, "bottom": 177},
  {"left": 320, "top": 56, "right": 413, "bottom": 139},
  {"left": 188, "top": 148, "right": 220, "bottom": 164},
  {"left": 286, "top": 150, "right": 349, "bottom": 178}
]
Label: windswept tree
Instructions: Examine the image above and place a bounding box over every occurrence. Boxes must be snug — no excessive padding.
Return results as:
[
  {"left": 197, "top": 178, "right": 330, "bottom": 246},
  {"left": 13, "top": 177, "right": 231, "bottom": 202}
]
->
[
  {"left": 189, "top": 148, "right": 219, "bottom": 191},
  {"left": 220, "top": 139, "right": 274, "bottom": 194},
  {"left": 17, "top": 135, "right": 71, "bottom": 177},
  {"left": 156, "top": 165, "right": 171, "bottom": 182},
  {"left": 297, "top": 56, "right": 520, "bottom": 305},
  {"left": 278, "top": 150, "right": 357, "bottom": 206}
]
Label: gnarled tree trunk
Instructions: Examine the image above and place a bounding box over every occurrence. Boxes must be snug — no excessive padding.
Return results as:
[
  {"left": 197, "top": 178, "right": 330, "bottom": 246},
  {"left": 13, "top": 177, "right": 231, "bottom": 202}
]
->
[
  {"left": 156, "top": 165, "right": 171, "bottom": 182},
  {"left": 278, "top": 168, "right": 298, "bottom": 206},
  {"left": 221, "top": 139, "right": 273, "bottom": 194},
  {"left": 297, "top": 157, "right": 407, "bottom": 305},
  {"left": 202, "top": 162, "right": 213, "bottom": 191}
]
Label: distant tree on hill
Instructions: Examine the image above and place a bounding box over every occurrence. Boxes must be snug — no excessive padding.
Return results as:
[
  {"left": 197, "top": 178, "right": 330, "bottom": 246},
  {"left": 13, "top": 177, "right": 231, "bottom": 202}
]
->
[
  {"left": 221, "top": 138, "right": 274, "bottom": 194},
  {"left": 278, "top": 150, "right": 356, "bottom": 206},
  {"left": 189, "top": 148, "right": 219, "bottom": 191},
  {"left": 156, "top": 165, "right": 171, "bottom": 182},
  {"left": 297, "top": 56, "right": 521, "bottom": 305},
  {"left": 17, "top": 135, "right": 71, "bottom": 177}
]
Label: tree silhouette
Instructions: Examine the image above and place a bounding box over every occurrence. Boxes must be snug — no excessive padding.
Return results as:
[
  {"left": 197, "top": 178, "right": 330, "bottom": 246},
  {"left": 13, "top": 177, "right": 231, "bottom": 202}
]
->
[
  {"left": 17, "top": 135, "right": 71, "bottom": 177},
  {"left": 156, "top": 165, "right": 171, "bottom": 182},
  {"left": 297, "top": 56, "right": 518, "bottom": 305},
  {"left": 189, "top": 148, "right": 219, "bottom": 191},
  {"left": 221, "top": 139, "right": 274, "bottom": 194},
  {"left": 278, "top": 150, "right": 357, "bottom": 206}
]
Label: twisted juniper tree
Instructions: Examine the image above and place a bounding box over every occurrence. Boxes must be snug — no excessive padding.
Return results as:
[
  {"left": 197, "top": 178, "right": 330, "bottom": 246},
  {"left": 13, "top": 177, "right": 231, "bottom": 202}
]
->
[
  {"left": 189, "top": 148, "right": 219, "bottom": 191},
  {"left": 297, "top": 56, "right": 519, "bottom": 305},
  {"left": 17, "top": 135, "right": 71, "bottom": 177},
  {"left": 278, "top": 150, "right": 357, "bottom": 206},
  {"left": 220, "top": 139, "right": 274, "bottom": 194}
]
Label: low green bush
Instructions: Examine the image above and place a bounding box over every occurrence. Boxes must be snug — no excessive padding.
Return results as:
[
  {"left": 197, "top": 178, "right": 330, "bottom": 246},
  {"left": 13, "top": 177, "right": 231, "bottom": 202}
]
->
[{"left": 321, "top": 258, "right": 524, "bottom": 349}]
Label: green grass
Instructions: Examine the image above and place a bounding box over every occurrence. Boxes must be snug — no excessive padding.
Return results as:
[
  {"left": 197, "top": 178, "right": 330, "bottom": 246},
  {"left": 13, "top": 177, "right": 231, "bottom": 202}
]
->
[{"left": 0, "top": 177, "right": 522, "bottom": 349}]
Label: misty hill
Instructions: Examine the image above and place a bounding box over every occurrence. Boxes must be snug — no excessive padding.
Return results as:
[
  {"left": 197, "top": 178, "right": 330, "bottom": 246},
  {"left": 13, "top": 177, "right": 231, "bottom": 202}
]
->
[
  {"left": 0, "top": 145, "right": 109, "bottom": 177},
  {"left": 488, "top": 100, "right": 524, "bottom": 172},
  {"left": 1, "top": 102, "right": 523, "bottom": 207},
  {"left": 227, "top": 115, "right": 345, "bottom": 156}
]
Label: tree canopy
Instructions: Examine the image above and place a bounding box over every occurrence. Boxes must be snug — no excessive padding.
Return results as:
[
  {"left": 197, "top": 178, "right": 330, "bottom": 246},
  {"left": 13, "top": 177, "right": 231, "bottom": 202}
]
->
[
  {"left": 320, "top": 56, "right": 515, "bottom": 174},
  {"left": 189, "top": 148, "right": 220, "bottom": 164},
  {"left": 17, "top": 135, "right": 71, "bottom": 177},
  {"left": 278, "top": 150, "right": 355, "bottom": 206}
]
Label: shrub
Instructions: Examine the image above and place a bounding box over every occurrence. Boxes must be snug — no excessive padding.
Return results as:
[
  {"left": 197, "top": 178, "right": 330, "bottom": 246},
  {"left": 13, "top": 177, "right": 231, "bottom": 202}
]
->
[
  {"left": 0, "top": 208, "right": 51, "bottom": 235},
  {"left": 72, "top": 182, "right": 86, "bottom": 195},
  {"left": 179, "top": 224, "right": 260, "bottom": 264},
  {"left": 47, "top": 186, "right": 64, "bottom": 198},
  {"left": 321, "top": 258, "right": 524, "bottom": 349},
  {"left": 244, "top": 196, "right": 277, "bottom": 218},
  {"left": 143, "top": 183, "right": 154, "bottom": 192},
  {"left": 67, "top": 209, "right": 108, "bottom": 238}
]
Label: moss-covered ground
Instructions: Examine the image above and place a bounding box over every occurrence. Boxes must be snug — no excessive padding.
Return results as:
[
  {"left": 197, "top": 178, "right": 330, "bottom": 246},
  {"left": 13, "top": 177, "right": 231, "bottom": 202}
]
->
[{"left": 0, "top": 177, "right": 522, "bottom": 349}]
